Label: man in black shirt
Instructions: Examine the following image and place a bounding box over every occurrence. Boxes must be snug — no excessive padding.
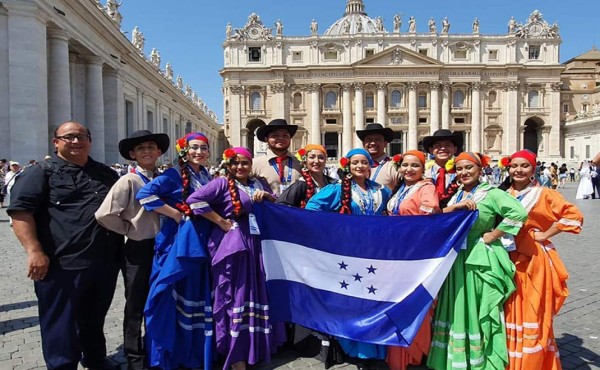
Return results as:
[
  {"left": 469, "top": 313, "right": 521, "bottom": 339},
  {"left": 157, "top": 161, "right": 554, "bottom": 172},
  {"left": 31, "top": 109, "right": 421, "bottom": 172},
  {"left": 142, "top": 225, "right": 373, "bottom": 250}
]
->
[{"left": 8, "top": 121, "right": 123, "bottom": 370}]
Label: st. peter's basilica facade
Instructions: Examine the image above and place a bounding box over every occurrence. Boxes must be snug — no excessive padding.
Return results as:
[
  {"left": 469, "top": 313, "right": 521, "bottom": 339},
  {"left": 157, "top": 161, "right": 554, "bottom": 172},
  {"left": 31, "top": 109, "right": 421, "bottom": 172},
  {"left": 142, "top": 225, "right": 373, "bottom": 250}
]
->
[{"left": 221, "top": 0, "right": 563, "bottom": 160}]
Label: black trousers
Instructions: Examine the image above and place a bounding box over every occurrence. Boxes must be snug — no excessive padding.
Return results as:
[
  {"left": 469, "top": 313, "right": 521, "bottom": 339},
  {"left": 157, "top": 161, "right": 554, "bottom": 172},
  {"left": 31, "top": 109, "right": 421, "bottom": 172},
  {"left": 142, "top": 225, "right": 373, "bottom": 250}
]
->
[
  {"left": 35, "top": 263, "right": 119, "bottom": 370},
  {"left": 121, "top": 238, "right": 155, "bottom": 369}
]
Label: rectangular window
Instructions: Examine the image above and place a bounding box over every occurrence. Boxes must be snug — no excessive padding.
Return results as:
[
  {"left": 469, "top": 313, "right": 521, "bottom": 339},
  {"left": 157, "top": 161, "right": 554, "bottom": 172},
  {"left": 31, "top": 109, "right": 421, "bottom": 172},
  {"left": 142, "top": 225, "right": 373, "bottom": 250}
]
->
[
  {"left": 325, "top": 119, "right": 337, "bottom": 125},
  {"left": 365, "top": 94, "right": 375, "bottom": 109},
  {"left": 586, "top": 145, "right": 590, "bottom": 158},
  {"left": 528, "top": 45, "right": 540, "bottom": 60},
  {"left": 570, "top": 146, "right": 574, "bottom": 159},
  {"left": 292, "top": 51, "right": 303, "bottom": 62},
  {"left": 488, "top": 49, "right": 498, "bottom": 60},
  {"left": 418, "top": 48, "right": 428, "bottom": 56},
  {"left": 454, "top": 117, "right": 465, "bottom": 124},
  {"left": 249, "top": 47, "right": 261, "bottom": 62},
  {"left": 324, "top": 132, "right": 338, "bottom": 159},
  {"left": 366, "top": 118, "right": 375, "bottom": 123},
  {"left": 418, "top": 117, "right": 427, "bottom": 124},
  {"left": 582, "top": 104, "right": 589, "bottom": 113},
  {"left": 163, "top": 117, "right": 168, "bottom": 134},
  {"left": 324, "top": 51, "right": 338, "bottom": 60},
  {"left": 418, "top": 94, "right": 427, "bottom": 108},
  {"left": 125, "top": 100, "right": 134, "bottom": 136},
  {"left": 454, "top": 50, "right": 467, "bottom": 60},
  {"left": 147, "top": 110, "right": 154, "bottom": 132},
  {"left": 365, "top": 49, "right": 375, "bottom": 58},
  {"left": 563, "top": 103, "right": 569, "bottom": 113}
]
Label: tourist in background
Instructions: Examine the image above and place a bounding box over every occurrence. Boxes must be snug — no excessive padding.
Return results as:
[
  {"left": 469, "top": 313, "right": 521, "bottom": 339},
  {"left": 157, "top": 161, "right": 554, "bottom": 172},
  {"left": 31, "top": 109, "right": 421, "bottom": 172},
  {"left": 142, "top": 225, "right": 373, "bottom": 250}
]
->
[
  {"left": 575, "top": 161, "right": 594, "bottom": 199},
  {"left": 558, "top": 163, "right": 568, "bottom": 189}
]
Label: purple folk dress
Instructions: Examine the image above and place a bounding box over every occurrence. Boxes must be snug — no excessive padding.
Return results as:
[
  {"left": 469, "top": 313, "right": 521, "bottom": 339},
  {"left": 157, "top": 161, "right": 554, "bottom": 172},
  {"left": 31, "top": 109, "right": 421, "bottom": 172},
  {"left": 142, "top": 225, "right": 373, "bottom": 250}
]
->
[{"left": 187, "top": 176, "right": 286, "bottom": 369}]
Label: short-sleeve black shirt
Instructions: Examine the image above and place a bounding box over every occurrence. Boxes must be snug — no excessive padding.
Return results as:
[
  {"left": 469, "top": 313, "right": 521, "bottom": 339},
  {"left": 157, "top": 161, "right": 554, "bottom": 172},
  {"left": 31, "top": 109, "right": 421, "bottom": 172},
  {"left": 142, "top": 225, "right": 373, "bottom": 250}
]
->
[{"left": 8, "top": 157, "right": 123, "bottom": 270}]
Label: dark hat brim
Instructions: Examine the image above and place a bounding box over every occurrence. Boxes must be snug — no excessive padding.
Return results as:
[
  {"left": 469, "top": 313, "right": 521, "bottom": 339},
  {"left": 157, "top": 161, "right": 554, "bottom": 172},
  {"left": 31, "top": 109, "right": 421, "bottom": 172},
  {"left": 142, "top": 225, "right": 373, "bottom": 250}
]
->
[
  {"left": 356, "top": 127, "right": 395, "bottom": 143},
  {"left": 118, "top": 133, "right": 170, "bottom": 160},
  {"left": 422, "top": 132, "right": 463, "bottom": 153},
  {"left": 256, "top": 125, "right": 298, "bottom": 142}
]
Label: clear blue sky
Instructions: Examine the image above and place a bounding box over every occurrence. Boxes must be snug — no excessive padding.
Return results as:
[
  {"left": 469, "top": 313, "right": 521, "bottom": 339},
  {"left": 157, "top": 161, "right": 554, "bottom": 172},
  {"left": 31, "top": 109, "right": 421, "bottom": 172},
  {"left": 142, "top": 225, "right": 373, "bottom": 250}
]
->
[{"left": 119, "top": 0, "right": 600, "bottom": 124}]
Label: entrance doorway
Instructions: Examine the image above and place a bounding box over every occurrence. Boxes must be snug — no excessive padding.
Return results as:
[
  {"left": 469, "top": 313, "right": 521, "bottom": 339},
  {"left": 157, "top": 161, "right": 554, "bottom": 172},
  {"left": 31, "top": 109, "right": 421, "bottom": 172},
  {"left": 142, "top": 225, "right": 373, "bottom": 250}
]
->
[
  {"left": 523, "top": 118, "right": 542, "bottom": 154},
  {"left": 246, "top": 119, "right": 266, "bottom": 155}
]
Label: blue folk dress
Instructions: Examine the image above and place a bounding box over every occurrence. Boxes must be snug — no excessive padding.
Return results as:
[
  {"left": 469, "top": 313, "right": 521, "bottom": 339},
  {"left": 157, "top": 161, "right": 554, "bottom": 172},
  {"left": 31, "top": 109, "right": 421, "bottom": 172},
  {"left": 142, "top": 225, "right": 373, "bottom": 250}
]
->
[
  {"left": 136, "top": 165, "right": 213, "bottom": 370},
  {"left": 305, "top": 178, "right": 391, "bottom": 360}
]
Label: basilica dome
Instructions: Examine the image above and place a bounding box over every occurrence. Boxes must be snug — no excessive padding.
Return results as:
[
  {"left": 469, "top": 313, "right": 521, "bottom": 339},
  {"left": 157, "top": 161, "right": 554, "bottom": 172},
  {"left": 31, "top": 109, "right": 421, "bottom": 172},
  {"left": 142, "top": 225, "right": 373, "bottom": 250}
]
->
[{"left": 324, "top": 0, "right": 386, "bottom": 36}]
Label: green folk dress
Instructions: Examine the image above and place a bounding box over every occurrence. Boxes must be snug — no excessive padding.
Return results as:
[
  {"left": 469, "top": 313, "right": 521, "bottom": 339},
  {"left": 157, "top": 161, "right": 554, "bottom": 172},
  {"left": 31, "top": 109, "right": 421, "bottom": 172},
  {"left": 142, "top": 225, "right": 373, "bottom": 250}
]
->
[{"left": 427, "top": 182, "right": 528, "bottom": 370}]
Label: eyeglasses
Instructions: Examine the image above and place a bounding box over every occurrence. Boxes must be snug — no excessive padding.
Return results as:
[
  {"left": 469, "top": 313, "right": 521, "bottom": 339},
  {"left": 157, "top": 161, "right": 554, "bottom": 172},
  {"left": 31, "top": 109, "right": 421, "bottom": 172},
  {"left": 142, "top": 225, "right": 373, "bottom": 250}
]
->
[
  {"left": 189, "top": 145, "right": 209, "bottom": 152},
  {"left": 55, "top": 134, "right": 91, "bottom": 142}
]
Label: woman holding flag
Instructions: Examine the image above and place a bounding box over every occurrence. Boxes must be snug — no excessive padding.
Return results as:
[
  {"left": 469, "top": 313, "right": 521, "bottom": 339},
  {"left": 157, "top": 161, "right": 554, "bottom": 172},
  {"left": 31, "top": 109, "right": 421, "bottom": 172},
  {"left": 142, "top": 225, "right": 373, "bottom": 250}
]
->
[
  {"left": 427, "top": 152, "right": 528, "bottom": 370},
  {"left": 385, "top": 149, "right": 440, "bottom": 370},
  {"left": 499, "top": 150, "right": 583, "bottom": 370},
  {"left": 186, "top": 147, "right": 287, "bottom": 370},
  {"left": 306, "top": 148, "right": 391, "bottom": 367}
]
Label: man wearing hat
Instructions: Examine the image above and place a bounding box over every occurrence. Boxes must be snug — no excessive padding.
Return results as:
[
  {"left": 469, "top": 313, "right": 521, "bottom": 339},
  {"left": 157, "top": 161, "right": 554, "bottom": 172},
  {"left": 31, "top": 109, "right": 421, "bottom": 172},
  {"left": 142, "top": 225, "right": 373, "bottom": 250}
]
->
[
  {"left": 422, "top": 129, "right": 463, "bottom": 207},
  {"left": 356, "top": 123, "right": 401, "bottom": 190},
  {"left": 253, "top": 118, "right": 303, "bottom": 194},
  {"left": 95, "top": 130, "right": 169, "bottom": 370},
  {"left": 9, "top": 121, "right": 123, "bottom": 370}
]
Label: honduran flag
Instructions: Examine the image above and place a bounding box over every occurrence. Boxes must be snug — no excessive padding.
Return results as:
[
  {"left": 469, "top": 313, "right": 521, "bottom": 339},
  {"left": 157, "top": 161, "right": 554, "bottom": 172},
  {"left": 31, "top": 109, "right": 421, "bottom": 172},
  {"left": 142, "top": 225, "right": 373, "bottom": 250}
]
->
[{"left": 253, "top": 202, "right": 478, "bottom": 347}]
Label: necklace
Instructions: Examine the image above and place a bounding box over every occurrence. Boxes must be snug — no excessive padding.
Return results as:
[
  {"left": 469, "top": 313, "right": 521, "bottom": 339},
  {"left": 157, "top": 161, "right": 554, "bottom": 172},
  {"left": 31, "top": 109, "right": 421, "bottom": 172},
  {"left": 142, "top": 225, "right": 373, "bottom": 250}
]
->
[{"left": 352, "top": 181, "right": 376, "bottom": 215}]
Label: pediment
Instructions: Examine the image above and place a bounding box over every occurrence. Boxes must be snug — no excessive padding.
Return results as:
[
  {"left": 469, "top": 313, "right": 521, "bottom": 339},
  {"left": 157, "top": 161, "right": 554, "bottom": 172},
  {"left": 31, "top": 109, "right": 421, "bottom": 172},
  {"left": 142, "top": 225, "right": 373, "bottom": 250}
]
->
[{"left": 352, "top": 46, "right": 443, "bottom": 67}]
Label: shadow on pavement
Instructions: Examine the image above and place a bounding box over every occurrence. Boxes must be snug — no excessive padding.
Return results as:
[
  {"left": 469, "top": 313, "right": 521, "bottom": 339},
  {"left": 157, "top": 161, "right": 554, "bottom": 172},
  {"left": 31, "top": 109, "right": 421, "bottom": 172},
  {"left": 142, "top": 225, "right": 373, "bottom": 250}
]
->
[
  {"left": 0, "top": 315, "right": 39, "bottom": 335},
  {"left": 557, "top": 333, "right": 600, "bottom": 369},
  {"left": 0, "top": 300, "right": 38, "bottom": 313}
]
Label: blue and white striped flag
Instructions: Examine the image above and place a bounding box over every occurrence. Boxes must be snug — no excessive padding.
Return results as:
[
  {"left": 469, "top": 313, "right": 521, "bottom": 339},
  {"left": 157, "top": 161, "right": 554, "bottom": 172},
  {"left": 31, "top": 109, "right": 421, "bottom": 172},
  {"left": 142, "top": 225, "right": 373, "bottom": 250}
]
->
[{"left": 253, "top": 202, "right": 478, "bottom": 347}]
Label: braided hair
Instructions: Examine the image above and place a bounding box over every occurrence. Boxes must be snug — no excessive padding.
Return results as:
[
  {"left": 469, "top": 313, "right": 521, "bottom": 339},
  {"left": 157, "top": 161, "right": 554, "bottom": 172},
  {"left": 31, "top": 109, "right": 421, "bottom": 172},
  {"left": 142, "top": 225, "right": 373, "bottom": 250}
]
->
[
  {"left": 300, "top": 169, "right": 316, "bottom": 208},
  {"left": 227, "top": 172, "right": 244, "bottom": 218},
  {"left": 175, "top": 156, "right": 192, "bottom": 217},
  {"left": 339, "top": 174, "right": 352, "bottom": 214}
]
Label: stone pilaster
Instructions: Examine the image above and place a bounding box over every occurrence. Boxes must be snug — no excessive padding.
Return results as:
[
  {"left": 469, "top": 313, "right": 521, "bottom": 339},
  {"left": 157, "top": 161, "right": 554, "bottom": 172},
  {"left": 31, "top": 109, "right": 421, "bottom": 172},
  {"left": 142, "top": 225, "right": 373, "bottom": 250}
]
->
[
  {"left": 85, "top": 56, "right": 105, "bottom": 162},
  {"left": 429, "top": 81, "right": 441, "bottom": 134},
  {"left": 441, "top": 82, "right": 451, "bottom": 130},
  {"left": 503, "top": 81, "right": 520, "bottom": 154},
  {"left": 229, "top": 85, "right": 243, "bottom": 147},
  {"left": 354, "top": 82, "right": 365, "bottom": 148},
  {"left": 471, "top": 82, "right": 482, "bottom": 152},
  {"left": 308, "top": 83, "right": 321, "bottom": 144},
  {"left": 47, "top": 26, "right": 72, "bottom": 154},
  {"left": 376, "top": 82, "right": 387, "bottom": 125},
  {"left": 103, "top": 68, "right": 124, "bottom": 164},
  {"left": 342, "top": 83, "right": 353, "bottom": 154},
  {"left": 407, "top": 82, "right": 418, "bottom": 150}
]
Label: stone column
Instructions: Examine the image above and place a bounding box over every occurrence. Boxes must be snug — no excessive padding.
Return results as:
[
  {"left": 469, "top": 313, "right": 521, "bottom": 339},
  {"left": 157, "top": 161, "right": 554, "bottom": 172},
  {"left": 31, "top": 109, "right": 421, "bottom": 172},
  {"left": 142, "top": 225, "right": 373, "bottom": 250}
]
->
[
  {"left": 354, "top": 82, "right": 365, "bottom": 148},
  {"left": 429, "top": 81, "right": 441, "bottom": 134},
  {"left": 0, "top": 7, "right": 9, "bottom": 155},
  {"left": 85, "top": 56, "right": 105, "bottom": 162},
  {"left": 5, "top": 0, "right": 48, "bottom": 161},
  {"left": 103, "top": 68, "right": 124, "bottom": 164},
  {"left": 229, "top": 85, "right": 243, "bottom": 147},
  {"left": 376, "top": 82, "right": 387, "bottom": 125},
  {"left": 47, "top": 27, "right": 72, "bottom": 151},
  {"left": 407, "top": 82, "right": 418, "bottom": 150},
  {"left": 270, "top": 82, "right": 285, "bottom": 119},
  {"left": 309, "top": 84, "right": 321, "bottom": 144},
  {"left": 342, "top": 83, "right": 353, "bottom": 154},
  {"left": 503, "top": 81, "right": 519, "bottom": 154},
  {"left": 441, "top": 82, "right": 451, "bottom": 130},
  {"left": 136, "top": 88, "right": 144, "bottom": 131},
  {"left": 548, "top": 83, "right": 562, "bottom": 158},
  {"left": 471, "top": 82, "right": 482, "bottom": 152}
]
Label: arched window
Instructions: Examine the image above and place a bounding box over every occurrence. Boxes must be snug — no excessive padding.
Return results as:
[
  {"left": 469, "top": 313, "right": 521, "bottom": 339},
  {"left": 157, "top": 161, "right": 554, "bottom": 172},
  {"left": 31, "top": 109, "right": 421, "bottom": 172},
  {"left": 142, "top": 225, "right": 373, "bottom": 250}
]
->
[
  {"left": 488, "top": 91, "right": 497, "bottom": 108},
  {"left": 225, "top": 100, "right": 230, "bottom": 112},
  {"left": 293, "top": 92, "right": 302, "bottom": 109},
  {"left": 250, "top": 92, "right": 261, "bottom": 111},
  {"left": 325, "top": 91, "right": 337, "bottom": 109},
  {"left": 365, "top": 92, "right": 375, "bottom": 109},
  {"left": 528, "top": 90, "right": 539, "bottom": 108},
  {"left": 453, "top": 90, "right": 465, "bottom": 108},
  {"left": 390, "top": 90, "right": 402, "bottom": 108}
]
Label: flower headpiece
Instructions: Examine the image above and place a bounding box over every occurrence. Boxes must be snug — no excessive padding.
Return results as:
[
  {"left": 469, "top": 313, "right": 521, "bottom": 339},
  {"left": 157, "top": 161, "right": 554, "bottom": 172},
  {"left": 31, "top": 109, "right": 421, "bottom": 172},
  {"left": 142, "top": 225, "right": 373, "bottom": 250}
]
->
[
  {"left": 221, "top": 148, "right": 237, "bottom": 166},
  {"left": 175, "top": 132, "right": 209, "bottom": 160},
  {"left": 339, "top": 156, "right": 350, "bottom": 173},
  {"left": 220, "top": 147, "right": 253, "bottom": 168},
  {"left": 445, "top": 158, "right": 456, "bottom": 174},
  {"left": 499, "top": 156, "right": 511, "bottom": 169},
  {"left": 391, "top": 154, "right": 403, "bottom": 170},
  {"left": 295, "top": 148, "right": 307, "bottom": 163}
]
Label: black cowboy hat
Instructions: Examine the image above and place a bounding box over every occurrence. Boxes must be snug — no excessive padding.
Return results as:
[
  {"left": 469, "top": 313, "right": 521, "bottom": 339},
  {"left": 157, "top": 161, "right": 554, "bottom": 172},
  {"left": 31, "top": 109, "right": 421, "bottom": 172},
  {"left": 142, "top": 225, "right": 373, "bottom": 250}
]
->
[
  {"left": 118, "top": 130, "right": 170, "bottom": 160},
  {"left": 422, "top": 129, "right": 463, "bottom": 153},
  {"left": 256, "top": 119, "right": 298, "bottom": 142},
  {"left": 356, "top": 123, "right": 394, "bottom": 143}
]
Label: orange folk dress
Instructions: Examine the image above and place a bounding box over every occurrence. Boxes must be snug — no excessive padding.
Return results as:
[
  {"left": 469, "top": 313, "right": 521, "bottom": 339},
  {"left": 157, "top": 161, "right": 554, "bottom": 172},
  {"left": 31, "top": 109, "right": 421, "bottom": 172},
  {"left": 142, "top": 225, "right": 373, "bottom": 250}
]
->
[
  {"left": 504, "top": 186, "right": 583, "bottom": 370},
  {"left": 386, "top": 180, "right": 440, "bottom": 370}
]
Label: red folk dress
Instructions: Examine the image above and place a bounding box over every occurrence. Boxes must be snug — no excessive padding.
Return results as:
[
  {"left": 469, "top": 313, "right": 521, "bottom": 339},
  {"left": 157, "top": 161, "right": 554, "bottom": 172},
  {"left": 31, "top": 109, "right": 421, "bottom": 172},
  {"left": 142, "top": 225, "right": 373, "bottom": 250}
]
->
[{"left": 504, "top": 185, "right": 583, "bottom": 370}]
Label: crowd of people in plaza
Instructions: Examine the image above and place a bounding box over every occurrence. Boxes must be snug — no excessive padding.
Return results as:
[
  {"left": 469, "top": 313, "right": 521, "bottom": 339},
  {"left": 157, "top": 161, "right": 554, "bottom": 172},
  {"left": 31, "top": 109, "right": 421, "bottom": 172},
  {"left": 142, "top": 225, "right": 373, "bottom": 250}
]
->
[{"left": 3, "top": 118, "right": 591, "bottom": 370}]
